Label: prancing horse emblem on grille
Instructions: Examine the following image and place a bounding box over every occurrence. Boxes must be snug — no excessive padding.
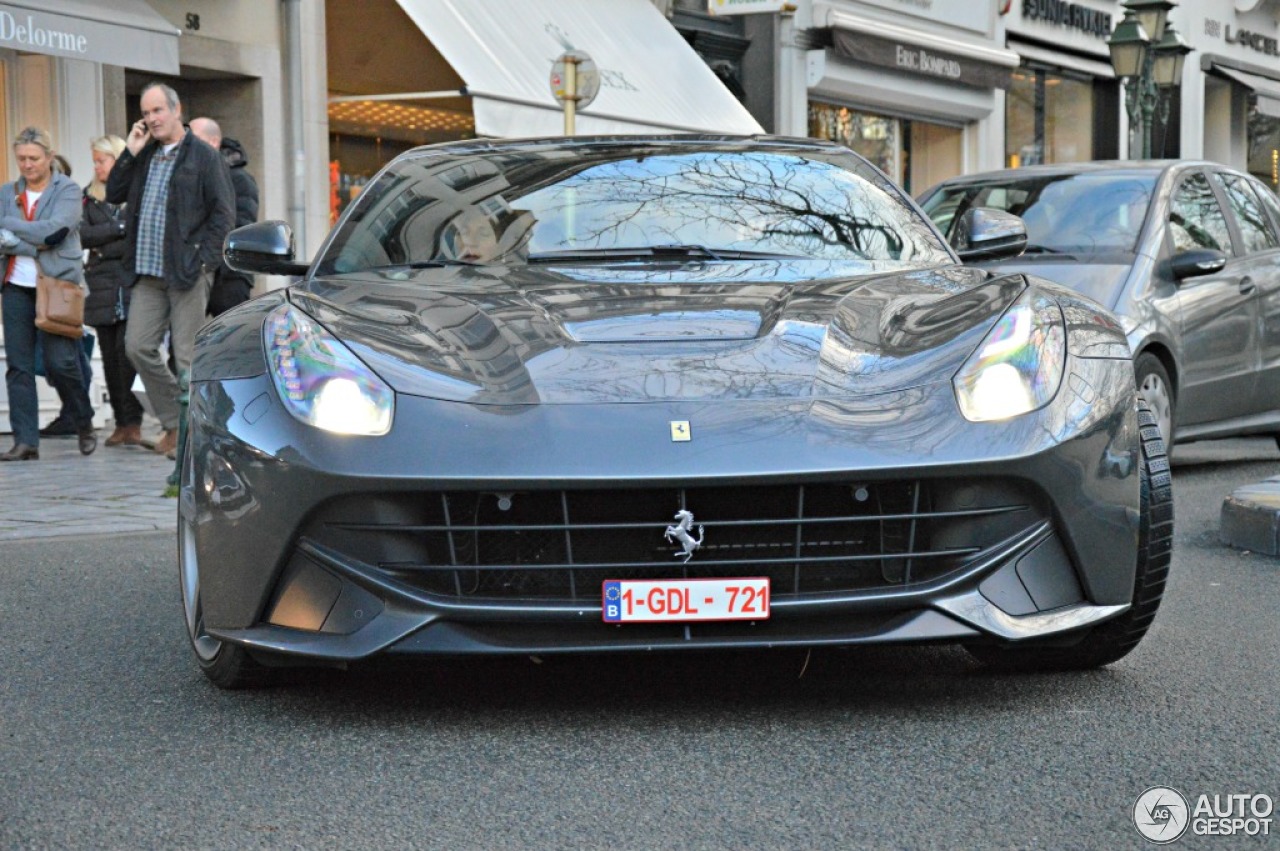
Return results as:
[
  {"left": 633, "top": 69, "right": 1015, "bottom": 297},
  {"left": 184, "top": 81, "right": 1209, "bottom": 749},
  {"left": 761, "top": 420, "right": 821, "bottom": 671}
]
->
[{"left": 664, "top": 509, "right": 705, "bottom": 563}]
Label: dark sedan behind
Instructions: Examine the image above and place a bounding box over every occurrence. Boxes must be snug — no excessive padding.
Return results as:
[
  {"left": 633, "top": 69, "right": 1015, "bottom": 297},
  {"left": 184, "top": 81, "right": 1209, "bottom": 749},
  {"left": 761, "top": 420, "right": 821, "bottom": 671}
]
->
[{"left": 920, "top": 160, "right": 1280, "bottom": 446}]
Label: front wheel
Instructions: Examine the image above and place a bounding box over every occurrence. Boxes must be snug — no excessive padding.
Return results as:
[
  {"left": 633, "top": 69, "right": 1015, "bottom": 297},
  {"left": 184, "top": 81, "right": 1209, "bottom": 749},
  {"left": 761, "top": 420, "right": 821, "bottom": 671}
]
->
[
  {"left": 966, "top": 401, "right": 1173, "bottom": 671},
  {"left": 179, "top": 517, "right": 274, "bottom": 689}
]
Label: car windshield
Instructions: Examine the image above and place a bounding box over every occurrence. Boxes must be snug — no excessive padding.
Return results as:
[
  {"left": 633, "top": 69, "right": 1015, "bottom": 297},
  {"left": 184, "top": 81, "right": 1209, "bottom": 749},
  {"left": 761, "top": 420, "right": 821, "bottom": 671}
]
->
[
  {"left": 315, "top": 145, "right": 953, "bottom": 276},
  {"left": 921, "top": 172, "right": 1158, "bottom": 254}
]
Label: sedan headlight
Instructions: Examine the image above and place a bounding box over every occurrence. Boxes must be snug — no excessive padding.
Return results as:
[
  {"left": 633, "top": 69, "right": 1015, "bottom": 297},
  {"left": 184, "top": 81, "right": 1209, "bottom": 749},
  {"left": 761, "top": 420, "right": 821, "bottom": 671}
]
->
[
  {"left": 264, "top": 303, "right": 394, "bottom": 435},
  {"left": 953, "top": 287, "right": 1065, "bottom": 422}
]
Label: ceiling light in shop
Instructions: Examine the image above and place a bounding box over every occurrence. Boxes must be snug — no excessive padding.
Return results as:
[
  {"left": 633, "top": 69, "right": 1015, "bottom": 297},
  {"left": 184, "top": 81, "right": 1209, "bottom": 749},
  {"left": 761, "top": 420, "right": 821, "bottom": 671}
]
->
[{"left": 327, "top": 100, "right": 475, "bottom": 141}]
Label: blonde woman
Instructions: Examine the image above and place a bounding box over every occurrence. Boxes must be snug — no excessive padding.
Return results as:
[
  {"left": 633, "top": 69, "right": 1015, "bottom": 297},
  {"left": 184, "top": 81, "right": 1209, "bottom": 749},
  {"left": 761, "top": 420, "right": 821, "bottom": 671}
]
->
[
  {"left": 0, "top": 127, "right": 95, "bottom": 460},
  {"left": 81, "top": 135, "right": 143, "bottom": 447}
]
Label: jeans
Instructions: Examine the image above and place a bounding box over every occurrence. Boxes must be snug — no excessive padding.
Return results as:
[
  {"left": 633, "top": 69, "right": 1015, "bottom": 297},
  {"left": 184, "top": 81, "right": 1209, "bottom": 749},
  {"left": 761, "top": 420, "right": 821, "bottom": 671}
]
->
[
  {"left": 124, "top": 271, "right": 211, "bottom": 430},
  {"left": 44, "top": 330, "right": 94, "bottom": 424},
  {"left": 2, "top": 283, "right": 94, "bottom": 446}
]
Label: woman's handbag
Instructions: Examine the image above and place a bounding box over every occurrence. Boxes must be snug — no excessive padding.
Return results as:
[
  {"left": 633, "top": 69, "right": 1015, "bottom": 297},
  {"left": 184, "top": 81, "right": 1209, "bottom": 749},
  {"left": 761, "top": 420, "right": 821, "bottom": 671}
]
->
[{"left": 35, "top": 270, "right": 85, "bottom": 338}]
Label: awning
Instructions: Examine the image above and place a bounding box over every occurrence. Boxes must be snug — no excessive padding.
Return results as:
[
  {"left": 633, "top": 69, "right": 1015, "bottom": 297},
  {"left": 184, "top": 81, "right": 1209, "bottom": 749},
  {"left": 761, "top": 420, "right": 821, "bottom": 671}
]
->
[
  {"left": 392, "top": 0, "right": 764, "bottom": 137},
  {"left": 1009, "top": 39, "right": 1115, "bottom": 80},
  {"left": 0, "top": 0, "right": 179, "bottom": 74},
  {"left": 816, "top": 4, "right": 1021, "bottom": 91},
  {"left": 1213, "top": 64, "right": 1280, "bottom": 119}
]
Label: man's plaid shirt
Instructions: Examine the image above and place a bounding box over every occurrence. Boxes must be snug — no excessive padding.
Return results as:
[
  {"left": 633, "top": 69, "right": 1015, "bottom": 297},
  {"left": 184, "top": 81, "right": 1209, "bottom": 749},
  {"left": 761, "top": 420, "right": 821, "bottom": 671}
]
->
[{"left": 135, "top": 145, "right": 179, "bottom": 279}]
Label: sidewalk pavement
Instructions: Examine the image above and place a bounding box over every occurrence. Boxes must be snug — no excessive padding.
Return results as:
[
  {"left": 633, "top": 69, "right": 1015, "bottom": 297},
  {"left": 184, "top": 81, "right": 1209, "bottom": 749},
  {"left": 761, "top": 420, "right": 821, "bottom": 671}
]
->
[{"left": 0, "top": 434, "right": 177, "bottom": 541}]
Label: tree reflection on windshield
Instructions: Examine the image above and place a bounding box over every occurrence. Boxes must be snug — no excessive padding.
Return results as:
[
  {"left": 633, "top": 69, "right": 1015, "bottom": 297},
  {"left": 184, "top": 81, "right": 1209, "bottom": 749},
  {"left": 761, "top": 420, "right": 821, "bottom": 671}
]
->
[
  {"left": 316, "top": 144, "right": 954, "bottom": 276},
  {"left": 516, "top": 151, "right": 948, "bottom": 264}
]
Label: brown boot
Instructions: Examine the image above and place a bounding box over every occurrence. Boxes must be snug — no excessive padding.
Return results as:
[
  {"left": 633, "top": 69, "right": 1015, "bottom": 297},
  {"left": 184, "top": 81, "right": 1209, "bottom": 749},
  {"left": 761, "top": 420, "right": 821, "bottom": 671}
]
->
[
  {"left": 154, "top": 428, "right": 178, "bottom": 457},
  {"left": 106, "top": 423, "right": 143, "bottom": 447}
]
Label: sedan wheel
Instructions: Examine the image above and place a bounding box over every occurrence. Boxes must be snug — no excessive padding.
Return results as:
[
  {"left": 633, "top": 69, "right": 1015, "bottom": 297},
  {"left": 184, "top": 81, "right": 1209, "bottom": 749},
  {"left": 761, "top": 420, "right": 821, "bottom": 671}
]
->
[{"left": 1135, "top": 353, "right": 1173, "bottom": 444}]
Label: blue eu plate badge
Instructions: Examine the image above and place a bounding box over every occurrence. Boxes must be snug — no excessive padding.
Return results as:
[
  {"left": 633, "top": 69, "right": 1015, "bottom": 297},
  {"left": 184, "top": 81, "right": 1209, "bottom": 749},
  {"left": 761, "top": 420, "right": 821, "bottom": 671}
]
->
[{"left": 603, "top": 580, "right": 623, "bottom": 622}]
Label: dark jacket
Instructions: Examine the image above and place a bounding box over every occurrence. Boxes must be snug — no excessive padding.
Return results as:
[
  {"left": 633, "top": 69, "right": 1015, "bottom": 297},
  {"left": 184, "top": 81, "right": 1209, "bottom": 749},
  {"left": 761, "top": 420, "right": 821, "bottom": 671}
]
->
[
  {"left": 207, "top": 137, "right": 261, "bottom": 316},
  {"left": 105, "top": 128, "right": 235, "bottom": 290},
  {"left": 221, "top": 138, "right": 259, "bottom": 229},
  {"left": 80, "top": 192, "right": 131, "bottom": 327}
]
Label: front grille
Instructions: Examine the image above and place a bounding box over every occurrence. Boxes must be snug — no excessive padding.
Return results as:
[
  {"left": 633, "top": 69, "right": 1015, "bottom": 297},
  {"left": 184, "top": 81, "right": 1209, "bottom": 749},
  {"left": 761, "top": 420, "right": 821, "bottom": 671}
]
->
[{"left": 303, "top": 480, "right": 1043, "bottom": 603}]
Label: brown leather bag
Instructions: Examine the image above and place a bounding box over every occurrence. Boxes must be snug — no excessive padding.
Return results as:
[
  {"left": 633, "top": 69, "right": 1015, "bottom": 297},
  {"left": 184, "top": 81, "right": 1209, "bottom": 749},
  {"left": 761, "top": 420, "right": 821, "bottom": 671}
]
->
[{"left": 35, "top": 270, "right": 85, "bottom": 338}]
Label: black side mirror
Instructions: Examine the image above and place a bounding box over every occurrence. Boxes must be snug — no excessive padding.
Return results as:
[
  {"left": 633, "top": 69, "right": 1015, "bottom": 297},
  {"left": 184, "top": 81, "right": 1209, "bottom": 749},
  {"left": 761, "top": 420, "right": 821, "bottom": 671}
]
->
[
  {"left": 1170, "top": 248, "right": 1227, "bottom": 280},
  {"left": 953, "top": 207, "right": 1028, "bottom": 262},
  {"left": 224, "top": 221, "right": 310, "bottom": 276}
]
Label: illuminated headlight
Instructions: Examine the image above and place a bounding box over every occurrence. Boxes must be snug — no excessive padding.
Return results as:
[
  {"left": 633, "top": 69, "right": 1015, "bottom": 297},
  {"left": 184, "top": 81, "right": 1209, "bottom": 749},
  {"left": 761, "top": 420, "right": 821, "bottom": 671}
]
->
[
  {"left": 264, "top": 304, "right": 394, "bottom": 435},
  {"left": 953, "top": 287, "right": 1065, "bottom": 422}
]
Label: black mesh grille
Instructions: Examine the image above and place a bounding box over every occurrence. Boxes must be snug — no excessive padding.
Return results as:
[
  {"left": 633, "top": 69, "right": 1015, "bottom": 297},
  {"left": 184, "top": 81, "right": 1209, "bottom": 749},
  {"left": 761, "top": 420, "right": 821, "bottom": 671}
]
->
[{"left": 303, "top": 479, "right": 1042, "bottom": 603}]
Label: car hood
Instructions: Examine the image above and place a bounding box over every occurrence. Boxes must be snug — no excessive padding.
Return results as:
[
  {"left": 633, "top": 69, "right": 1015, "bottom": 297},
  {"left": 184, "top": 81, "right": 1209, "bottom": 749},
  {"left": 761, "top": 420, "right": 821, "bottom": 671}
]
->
[
  {"left": 289, "top": 261, "right": 1024, "bottom": 405},
  {"left": 972, "top": 255, "right": 1134, "bottom": 312}
]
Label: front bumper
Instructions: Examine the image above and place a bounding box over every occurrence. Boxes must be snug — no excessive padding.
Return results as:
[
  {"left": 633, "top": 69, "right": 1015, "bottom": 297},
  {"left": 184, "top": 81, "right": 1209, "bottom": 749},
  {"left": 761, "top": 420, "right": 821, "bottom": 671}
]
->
[{"left": 182, "top": 350, "right": 1140, "bottom": 662}]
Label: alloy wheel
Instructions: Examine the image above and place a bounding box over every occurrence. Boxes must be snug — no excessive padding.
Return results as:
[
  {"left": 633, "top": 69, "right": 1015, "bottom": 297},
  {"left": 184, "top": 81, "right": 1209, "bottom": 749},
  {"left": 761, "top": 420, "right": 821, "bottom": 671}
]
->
[
  {"left": 180, "top": 519, "right": 223, "bottom": 661},
  {"left": 1139, "top": 371, "right": 1172, "bottom": 444}
]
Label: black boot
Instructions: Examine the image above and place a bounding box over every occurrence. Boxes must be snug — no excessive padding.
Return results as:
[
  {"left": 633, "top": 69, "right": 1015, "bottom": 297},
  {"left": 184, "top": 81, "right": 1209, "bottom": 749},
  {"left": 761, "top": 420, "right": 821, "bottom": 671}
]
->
[
  {"left": 0, "top": 443, "right": 39, "bottom": 461},
  {"left": 78, "top": 428, "right": 97, "bottom": 456},
  {"left": 39, "top": 416, "right": 76, "bottom": 437}
]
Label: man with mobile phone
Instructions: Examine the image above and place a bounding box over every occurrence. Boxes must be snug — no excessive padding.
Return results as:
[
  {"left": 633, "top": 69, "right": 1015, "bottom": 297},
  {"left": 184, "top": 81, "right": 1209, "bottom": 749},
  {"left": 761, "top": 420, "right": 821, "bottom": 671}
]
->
[{"left": 105, "top": 82, "right": 234, "bottom": 458}]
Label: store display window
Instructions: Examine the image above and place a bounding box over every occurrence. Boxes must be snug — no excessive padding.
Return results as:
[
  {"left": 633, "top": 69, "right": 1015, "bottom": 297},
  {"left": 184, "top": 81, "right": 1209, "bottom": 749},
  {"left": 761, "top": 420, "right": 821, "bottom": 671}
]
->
[
  {"left": 809, "top": 101, "right": 962, "bottom": 194},
  {"left": 1005, "top": 66, "right": 1095, "bottom": 167}
]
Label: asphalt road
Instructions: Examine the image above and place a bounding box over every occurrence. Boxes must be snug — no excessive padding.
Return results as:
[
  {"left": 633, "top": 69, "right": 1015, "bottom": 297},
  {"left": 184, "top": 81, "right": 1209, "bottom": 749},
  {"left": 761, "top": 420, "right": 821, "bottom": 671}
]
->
[{"left": 2, "top": 439, "right": 1278, "bottom": 849}]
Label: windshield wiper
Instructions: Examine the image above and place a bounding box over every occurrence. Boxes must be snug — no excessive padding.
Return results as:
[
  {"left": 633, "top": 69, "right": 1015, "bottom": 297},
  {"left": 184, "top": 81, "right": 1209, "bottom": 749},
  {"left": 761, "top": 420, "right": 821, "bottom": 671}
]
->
[
  {"left": 1021, "top": 244, "right": 1064, "bottom": 255},
  {"left": 528, "top": 245, "right": 795, "bottom": 262},
  {"left": 370, "top": 258, "right": 486, "bottom": 270}
]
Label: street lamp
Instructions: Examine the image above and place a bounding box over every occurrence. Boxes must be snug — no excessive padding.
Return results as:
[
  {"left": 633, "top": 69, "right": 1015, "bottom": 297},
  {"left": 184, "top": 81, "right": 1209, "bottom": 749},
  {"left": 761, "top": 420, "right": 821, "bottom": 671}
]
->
[{"left": 1107, "top": 0, "right": 1194, "bottom": 159}]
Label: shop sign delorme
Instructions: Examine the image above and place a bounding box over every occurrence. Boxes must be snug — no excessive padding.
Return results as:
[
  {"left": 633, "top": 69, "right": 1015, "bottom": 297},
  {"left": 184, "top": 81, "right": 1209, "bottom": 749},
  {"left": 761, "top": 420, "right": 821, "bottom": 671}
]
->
[{"left": 0, "top": 10, "right": 88, "bottom": 54}]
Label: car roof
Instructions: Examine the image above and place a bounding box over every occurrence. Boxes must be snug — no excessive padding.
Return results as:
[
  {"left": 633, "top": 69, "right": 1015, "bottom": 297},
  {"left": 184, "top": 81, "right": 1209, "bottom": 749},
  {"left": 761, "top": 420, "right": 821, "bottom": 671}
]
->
[{"left": 928, "top": 159, "right": 1246, "bottom": 188}]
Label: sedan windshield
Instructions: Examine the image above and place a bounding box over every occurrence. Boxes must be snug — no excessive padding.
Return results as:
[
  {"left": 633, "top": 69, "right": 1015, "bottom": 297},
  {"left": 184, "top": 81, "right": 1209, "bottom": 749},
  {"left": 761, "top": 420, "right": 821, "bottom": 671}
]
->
[
  {"left": 921, "top": 172, "right": 1158, "bottom": 254},
  {"left": 316, "top": 145, "right": 953, "bottom": 276}
]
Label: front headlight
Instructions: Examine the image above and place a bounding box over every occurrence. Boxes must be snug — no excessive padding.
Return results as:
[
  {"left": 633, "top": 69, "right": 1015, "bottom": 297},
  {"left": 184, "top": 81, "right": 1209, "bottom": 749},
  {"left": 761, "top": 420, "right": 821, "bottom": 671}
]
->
[
  {"left": 264, "top": 303, "right": 394, "bottom": 435},
  {"left": 953, "top": 287, "right": 1065, "bottom": 422}
]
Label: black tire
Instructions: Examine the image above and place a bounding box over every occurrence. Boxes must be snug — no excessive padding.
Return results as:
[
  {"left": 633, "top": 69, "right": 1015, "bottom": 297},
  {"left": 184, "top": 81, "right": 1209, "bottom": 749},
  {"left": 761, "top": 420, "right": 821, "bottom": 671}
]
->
[
  {"left": 966, "top": 401, "right": 1173, "bottom": 671},
  {"left": 1134, "top": 352, "right": 1174, "bottom": 444},
  {"left": 193, "top": 626, "right": 275, "bottom": 690}
]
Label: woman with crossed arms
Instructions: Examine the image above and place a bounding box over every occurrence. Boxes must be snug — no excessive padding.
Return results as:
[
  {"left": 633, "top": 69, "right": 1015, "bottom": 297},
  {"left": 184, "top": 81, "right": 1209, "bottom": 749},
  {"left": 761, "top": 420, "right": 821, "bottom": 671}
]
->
[{"left": 0, "top": 126, "right": 96, "bottom": 460}]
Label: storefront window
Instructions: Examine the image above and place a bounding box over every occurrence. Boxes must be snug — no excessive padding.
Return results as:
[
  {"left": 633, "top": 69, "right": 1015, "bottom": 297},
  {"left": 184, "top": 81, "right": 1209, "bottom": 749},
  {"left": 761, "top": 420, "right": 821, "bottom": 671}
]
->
[
  {"left": 1247, "top": 98, "right": 1280, "bottom": 191},
  {"left": 810, "top": 102, "right": 898, "bottom": 179},
  {"left": 326, "top": 0, "right": 476, "bottom": 223},
  {"left": 328, "top": 104, "right": 475, "bottom": 222},
  {"left": 809, "top": 101, "right": 962, "bottom": 194},
  {"left": 1006, "top": 67, "right": 1095, "bottom": 167}
]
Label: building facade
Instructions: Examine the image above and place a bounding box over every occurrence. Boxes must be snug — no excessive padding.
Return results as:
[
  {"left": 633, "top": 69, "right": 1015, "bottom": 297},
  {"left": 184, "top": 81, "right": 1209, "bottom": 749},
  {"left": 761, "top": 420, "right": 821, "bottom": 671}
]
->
[
  {"left": 1180, "top": 0, "right": 1280, "bottom": 188},
  {"left": 318, "top": 0, "right": 764, "bottom": 223},
  {"left": 1000, "top": 0, "right": 1124, "bottom": 166},
  {"left": 785, "top": 0, "right": 1019, "bottom": 194}
]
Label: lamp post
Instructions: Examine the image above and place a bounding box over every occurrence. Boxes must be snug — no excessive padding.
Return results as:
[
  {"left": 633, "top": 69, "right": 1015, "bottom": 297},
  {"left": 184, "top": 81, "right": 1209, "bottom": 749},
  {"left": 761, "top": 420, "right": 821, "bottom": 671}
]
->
[{"left": 1107, "top": 0, "right": 1193, "bottom": 159}]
